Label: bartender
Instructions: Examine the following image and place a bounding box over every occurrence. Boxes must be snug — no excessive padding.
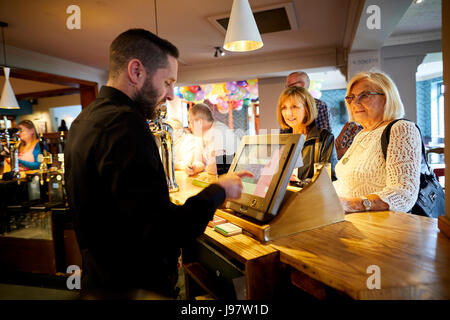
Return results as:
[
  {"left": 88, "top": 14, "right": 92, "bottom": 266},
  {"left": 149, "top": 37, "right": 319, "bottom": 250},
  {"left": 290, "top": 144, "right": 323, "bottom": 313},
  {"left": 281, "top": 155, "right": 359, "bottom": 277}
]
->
[
  {"left": 4, "top": 120, "right": 42, "bottom": 171},
  {"left": 64, "top": 28, "right": 252, "bottom": 299}
]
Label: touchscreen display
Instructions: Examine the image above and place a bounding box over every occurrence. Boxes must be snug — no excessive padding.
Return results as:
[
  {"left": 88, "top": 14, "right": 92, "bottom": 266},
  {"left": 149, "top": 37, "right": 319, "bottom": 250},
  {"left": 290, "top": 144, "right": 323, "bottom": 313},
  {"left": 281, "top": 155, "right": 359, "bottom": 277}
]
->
[{"left": 234, "top": 144, "right": 285, "bottom": 198}]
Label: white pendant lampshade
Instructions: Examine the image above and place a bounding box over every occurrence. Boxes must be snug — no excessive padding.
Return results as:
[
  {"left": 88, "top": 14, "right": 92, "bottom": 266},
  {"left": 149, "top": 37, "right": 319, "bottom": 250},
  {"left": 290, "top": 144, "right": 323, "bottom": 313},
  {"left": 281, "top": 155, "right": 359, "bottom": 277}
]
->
[
  {"left": 0, "top": 67, "right": 19, "bottom": 109},
  {"left": 223, "top": 0, "right": 263, "bottom": 52}
]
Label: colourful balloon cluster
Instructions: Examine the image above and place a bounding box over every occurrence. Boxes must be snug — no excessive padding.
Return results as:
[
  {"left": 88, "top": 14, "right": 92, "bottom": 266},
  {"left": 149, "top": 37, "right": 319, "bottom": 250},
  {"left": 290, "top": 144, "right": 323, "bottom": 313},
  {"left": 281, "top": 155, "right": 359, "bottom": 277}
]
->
[
  {"left": 174, "top": 79, "right": 259, "bottom": 114},
  {"left": 309, "top": 80, "right": 323, "bottom": 99}
]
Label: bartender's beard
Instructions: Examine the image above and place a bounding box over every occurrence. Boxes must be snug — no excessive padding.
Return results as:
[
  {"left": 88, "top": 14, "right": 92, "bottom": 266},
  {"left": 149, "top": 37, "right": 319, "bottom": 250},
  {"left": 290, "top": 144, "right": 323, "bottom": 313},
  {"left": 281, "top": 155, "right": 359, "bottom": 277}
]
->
[{"left": 134, "top": 77, "right": 165, "bottom": 120}]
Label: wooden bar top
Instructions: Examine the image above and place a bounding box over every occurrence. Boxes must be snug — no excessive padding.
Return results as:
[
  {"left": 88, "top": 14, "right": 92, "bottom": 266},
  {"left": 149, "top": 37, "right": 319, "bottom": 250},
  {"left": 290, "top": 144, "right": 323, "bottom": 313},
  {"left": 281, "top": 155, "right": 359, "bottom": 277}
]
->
[
  {"left": 270, "top": 211, "right": 450, "bottom": 299},
  {"left": 172, "top": 170, "right": 450, "bottom": 299},
  {"left": 171, "top": 171, "right": 277, "bottom": 263}
]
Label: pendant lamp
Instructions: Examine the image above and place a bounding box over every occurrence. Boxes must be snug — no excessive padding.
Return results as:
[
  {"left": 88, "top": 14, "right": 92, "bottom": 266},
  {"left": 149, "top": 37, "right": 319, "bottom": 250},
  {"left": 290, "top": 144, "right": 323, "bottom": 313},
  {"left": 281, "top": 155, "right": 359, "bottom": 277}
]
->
[
  {"left": 0, "top": 22, "right": 19, "bottom": 109},
  {"left": 223, "top": 0, "right": 263, "bottom": 52}
]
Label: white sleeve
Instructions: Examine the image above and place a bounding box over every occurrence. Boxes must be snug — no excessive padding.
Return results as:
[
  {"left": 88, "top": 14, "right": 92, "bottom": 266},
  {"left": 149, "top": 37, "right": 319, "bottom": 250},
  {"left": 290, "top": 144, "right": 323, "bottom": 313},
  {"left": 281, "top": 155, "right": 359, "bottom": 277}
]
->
[{"left": 374, "top": 121, "right": 422, "bottom": 212}]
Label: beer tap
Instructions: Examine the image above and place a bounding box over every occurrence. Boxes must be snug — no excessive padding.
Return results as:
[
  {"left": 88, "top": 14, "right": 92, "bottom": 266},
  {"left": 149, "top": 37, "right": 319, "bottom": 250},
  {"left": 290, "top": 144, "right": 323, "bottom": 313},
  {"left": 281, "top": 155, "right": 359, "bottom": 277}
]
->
[{"left": 149, "top": 109, "right": 179, "bottom": 193}]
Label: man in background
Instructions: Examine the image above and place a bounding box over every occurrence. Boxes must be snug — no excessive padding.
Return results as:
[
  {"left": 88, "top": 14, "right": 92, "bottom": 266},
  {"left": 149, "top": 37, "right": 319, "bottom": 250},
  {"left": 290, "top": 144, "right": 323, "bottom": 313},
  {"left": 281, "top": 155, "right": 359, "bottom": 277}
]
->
[
  {"left": 286, "top": 71, "right": 332, "bottom": 133},
  {"left": 188, "top": 103, "right": 239, "bottom": 175}
]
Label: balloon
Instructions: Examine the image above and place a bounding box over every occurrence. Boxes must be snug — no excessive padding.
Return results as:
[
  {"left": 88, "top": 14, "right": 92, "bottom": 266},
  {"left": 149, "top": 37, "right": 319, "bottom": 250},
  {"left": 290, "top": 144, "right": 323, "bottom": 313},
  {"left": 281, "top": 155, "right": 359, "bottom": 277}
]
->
[
  {"left": 310, "top": 89, "right": 322, "bottom": 99},
  {"left": 226, "top": 81, "right": 238, "bottom": 93},
  {"left": 179, "top": 86, "right": 188, "bottom": 94},
  {"left": 208, "top": 94, "right": 218, "bottom": 104},
  {"left": 211, "top": 83, "right": 224, "bottom": 95},
  {"left": 174, "top": 87, "right": 183, "bottom": 98},
  {"left": 195, "top": 90, "right": 205, "bottom": 101},
  {"left": 236, "top": 80, "right": 248, "bottom": 87},
  {"left": 243, "top": 98, "right": 250, "bottom": 107},
  {"left": 189, "top": 85, "right": 199, "bottom": 93},
  {"left": 247, "top": 79, "right": 257, "bottom": 85},
  {"left": 238, "top": 87, "right": 247, "bottom": 100},
  {"left": 242, "top": 88, "right": 249, "bottom": 99},
  {"left": 234, "top": 100, "right": 243, "bottom": 111},
  {"left": 202, "top": 84, "right": 213, "bottom": 95},
  {"left": 183, "top": 91, "right": 195, "bottom": 101},
  {"left": 216, "top": 98, "right": 228, "bottom": 114},
  {"left": 217, "top": 103, "right": 228, "bottom": 114},
  {"left": 248, "top": 84, "right": 258, "bottom": 96}
]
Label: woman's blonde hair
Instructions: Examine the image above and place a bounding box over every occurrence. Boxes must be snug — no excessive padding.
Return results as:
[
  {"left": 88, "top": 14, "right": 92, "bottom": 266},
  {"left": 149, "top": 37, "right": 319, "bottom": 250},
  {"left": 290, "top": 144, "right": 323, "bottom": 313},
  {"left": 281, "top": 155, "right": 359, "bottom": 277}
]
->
[
  {"left": 346, "top": 71, "right": 404, "bottom": 122},
  {"left": 277, "top": 86, "right": 317, "bottom": 130},
  {"left": 18, "top": 120, "right": 39, "bottom": 139}
]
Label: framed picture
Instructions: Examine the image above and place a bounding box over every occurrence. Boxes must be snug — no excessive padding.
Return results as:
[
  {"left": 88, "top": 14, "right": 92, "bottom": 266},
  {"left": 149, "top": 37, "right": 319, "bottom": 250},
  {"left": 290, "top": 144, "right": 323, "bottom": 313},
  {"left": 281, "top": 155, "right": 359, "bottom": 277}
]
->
[{"left": 37, "top": 120, "right": 47, "bottom": 134}]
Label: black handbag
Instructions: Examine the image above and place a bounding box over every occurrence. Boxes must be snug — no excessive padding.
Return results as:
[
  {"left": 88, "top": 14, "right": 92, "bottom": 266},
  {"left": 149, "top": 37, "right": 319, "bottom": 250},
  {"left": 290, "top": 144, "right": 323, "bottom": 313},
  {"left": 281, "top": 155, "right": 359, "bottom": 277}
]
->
[{"left": 381, "top": 119, "right": 445, "bottom": 218}]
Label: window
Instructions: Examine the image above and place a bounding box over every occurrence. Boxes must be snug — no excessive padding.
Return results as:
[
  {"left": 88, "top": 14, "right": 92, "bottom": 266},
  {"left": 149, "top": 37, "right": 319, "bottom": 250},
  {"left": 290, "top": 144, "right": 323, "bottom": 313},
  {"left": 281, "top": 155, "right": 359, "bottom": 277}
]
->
[{"left": 430, "top": 81, "right": 444, "bottom": 144}]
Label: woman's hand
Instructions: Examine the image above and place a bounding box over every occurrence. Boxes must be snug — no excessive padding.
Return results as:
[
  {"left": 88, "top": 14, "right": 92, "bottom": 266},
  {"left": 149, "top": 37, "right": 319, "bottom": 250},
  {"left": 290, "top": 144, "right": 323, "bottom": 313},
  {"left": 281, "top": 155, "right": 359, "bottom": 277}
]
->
[
  {"left": 339, "top": 195, "right": 389, "bottom": 213},
  {"left": 339, "top": 197, "right": 364, "bottom": 213}
]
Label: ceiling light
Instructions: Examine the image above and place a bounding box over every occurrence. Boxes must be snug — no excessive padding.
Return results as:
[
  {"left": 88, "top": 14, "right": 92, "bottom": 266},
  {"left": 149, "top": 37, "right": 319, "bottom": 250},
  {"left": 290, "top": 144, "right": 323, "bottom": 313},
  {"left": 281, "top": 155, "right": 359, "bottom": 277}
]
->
[
  {"left": 414, "top": 0, "right": 424, "bottom": 3},
  {"left": 0, "top": 21, "right": 19, "bottom": 110},
  {"left": 214, "top": 47, "right": 225, "bottom": 58},
  {"left": 223, "top": 0, "right": 263, "bottom": 52}
]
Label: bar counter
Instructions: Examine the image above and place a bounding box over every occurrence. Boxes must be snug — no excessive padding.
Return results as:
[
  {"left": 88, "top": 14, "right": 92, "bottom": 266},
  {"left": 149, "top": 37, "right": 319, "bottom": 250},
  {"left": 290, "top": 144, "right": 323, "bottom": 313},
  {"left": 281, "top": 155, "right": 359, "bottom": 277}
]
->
[{"left": 173, "top": 170, "right": 450, "bottom": 300}]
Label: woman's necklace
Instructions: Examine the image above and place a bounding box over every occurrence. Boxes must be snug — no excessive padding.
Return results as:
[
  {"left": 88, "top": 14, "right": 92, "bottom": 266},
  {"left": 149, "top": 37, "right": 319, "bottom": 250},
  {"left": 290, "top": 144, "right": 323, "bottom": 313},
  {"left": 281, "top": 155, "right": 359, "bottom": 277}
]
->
[{"left": 342, "top": 120, "right": 386, "bottom": 165}]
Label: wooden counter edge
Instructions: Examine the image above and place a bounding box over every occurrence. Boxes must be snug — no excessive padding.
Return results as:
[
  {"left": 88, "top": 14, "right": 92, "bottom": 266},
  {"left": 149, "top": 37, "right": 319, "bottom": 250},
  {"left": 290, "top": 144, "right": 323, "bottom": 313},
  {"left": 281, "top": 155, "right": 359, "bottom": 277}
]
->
[
  {"left": 202, "top": 226, "right": 277, "bottom": 264},
  {"left": 215, "top": 209, "right": 270, "bottom": 242},
  {"left": 438, "top": 215, "right": 450, "bottom": 238}
]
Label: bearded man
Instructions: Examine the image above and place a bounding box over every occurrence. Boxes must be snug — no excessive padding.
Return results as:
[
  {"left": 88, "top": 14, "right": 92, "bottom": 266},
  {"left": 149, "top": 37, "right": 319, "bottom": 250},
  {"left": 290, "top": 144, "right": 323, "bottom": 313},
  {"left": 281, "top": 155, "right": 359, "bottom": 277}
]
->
[{"left": 64, "top": 29, "right": 250, "bottom": 299}]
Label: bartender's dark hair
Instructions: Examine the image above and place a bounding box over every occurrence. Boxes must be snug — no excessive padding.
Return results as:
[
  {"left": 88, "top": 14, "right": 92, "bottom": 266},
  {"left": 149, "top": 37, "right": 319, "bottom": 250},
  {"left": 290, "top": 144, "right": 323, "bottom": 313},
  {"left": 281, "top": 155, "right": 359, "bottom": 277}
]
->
[{"left": 109, "top": 29, "right": 179, "bottom": 79}]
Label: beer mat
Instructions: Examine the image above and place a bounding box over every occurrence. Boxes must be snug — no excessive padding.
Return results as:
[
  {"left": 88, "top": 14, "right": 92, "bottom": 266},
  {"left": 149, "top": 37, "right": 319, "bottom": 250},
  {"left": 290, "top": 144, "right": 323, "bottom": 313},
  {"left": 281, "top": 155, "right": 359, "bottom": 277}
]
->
[
  {"left": 214, "top": 223, "right": 242, "bottom": 237},
  {"left": 192, "top": 178, "right": 210, "bottom": 188},
  {"left": 192, "top": 172, "right": 218, "bottom": 188},
  {"left": 207, "top": 215, "right": 227, "bottom": 227}
]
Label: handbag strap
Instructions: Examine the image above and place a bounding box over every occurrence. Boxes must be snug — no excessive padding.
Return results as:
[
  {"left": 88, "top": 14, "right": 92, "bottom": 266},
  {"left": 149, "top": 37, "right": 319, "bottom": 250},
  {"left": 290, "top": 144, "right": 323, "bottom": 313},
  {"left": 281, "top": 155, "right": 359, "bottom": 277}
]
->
[{"left": 381, "top": 119, "right": 429, "bottom": 171}]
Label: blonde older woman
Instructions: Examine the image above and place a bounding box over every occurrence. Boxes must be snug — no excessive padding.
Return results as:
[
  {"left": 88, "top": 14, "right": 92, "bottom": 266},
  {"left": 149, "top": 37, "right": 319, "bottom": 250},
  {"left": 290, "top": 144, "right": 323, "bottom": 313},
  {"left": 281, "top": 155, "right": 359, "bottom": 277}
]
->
[
  {"left": 333, "top": 72, "right": 422, "bottom": 213},
  {"left": 277, "top": 86, "right": 337, "bottom": 181}
]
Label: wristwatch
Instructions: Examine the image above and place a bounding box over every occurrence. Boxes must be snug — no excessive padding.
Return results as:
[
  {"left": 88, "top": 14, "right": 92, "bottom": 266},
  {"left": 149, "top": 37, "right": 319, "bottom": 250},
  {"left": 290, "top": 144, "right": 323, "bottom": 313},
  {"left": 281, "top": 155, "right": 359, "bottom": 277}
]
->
[{"left": 361, "top": 196, "right": 372, "bottom": 211}]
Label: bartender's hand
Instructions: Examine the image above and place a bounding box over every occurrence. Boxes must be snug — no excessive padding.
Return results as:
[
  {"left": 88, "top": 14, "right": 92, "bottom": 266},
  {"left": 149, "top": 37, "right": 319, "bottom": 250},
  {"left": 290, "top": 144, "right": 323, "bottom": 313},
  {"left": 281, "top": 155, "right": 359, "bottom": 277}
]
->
[{"left": 215, "top": 171, "right": 254, "bottom": 199}]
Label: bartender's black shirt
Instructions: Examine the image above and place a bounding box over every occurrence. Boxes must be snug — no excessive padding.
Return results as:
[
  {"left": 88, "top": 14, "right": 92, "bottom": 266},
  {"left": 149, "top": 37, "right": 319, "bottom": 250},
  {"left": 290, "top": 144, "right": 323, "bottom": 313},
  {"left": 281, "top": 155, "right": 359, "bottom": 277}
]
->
[{"left": 65, "top": 86, "right": 225, "bottom": 296}]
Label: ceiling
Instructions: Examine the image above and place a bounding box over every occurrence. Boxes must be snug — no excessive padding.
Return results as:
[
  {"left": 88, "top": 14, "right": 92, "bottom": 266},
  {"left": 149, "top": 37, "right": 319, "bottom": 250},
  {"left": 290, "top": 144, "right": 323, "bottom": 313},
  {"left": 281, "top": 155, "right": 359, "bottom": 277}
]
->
[
  {"left": 0, "top": 76, "right": 70, "bottom": 95},
  {"left": 0, "top": 0, "right": 443, "bottom": 90},
  {"left": 0, "top": 0, "right": 360, "bottom": 84}
]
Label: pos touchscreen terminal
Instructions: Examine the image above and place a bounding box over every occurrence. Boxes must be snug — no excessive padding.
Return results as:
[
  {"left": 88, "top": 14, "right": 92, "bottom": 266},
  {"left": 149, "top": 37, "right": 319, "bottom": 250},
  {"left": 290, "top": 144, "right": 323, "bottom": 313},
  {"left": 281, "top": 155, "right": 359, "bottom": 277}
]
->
[{"left": 225, "top": 133, "right": 304, "bottom": 222}]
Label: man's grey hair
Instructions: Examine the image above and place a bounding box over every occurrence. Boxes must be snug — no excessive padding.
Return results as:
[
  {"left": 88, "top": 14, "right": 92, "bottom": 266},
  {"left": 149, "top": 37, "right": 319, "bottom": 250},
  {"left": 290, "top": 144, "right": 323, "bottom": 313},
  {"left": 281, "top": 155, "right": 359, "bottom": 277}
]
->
[{"left": 287, "top": 71, "right": 310, "bottom": 89}]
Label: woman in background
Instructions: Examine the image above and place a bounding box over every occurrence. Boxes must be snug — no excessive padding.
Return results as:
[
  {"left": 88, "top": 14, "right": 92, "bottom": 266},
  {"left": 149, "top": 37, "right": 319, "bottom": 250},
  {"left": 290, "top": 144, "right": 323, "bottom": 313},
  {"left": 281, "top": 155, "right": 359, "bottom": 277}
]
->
[
  {"left": 277, "top": 86, "right": 337, "bottom": 183},
  {"left": 58, "top": 119, "right": 68, "bottom": 132},
  {"left": 17, "top": 120, "right": 43, "bottom": 170}
]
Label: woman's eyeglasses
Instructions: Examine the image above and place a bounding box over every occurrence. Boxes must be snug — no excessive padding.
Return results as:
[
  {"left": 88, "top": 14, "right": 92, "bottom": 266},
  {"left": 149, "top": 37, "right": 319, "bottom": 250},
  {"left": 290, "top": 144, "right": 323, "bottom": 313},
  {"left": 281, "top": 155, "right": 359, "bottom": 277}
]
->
[{"left": 345, "top": 91, "right": 385, "bottom": 104}]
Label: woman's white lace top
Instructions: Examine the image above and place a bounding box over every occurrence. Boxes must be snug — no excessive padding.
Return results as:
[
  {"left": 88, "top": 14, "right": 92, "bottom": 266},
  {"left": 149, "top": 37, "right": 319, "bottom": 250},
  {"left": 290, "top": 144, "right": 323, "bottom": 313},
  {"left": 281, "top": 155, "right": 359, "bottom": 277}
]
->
[{"left": 333, "top": 120, "right": 422, "bottom": 212}]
